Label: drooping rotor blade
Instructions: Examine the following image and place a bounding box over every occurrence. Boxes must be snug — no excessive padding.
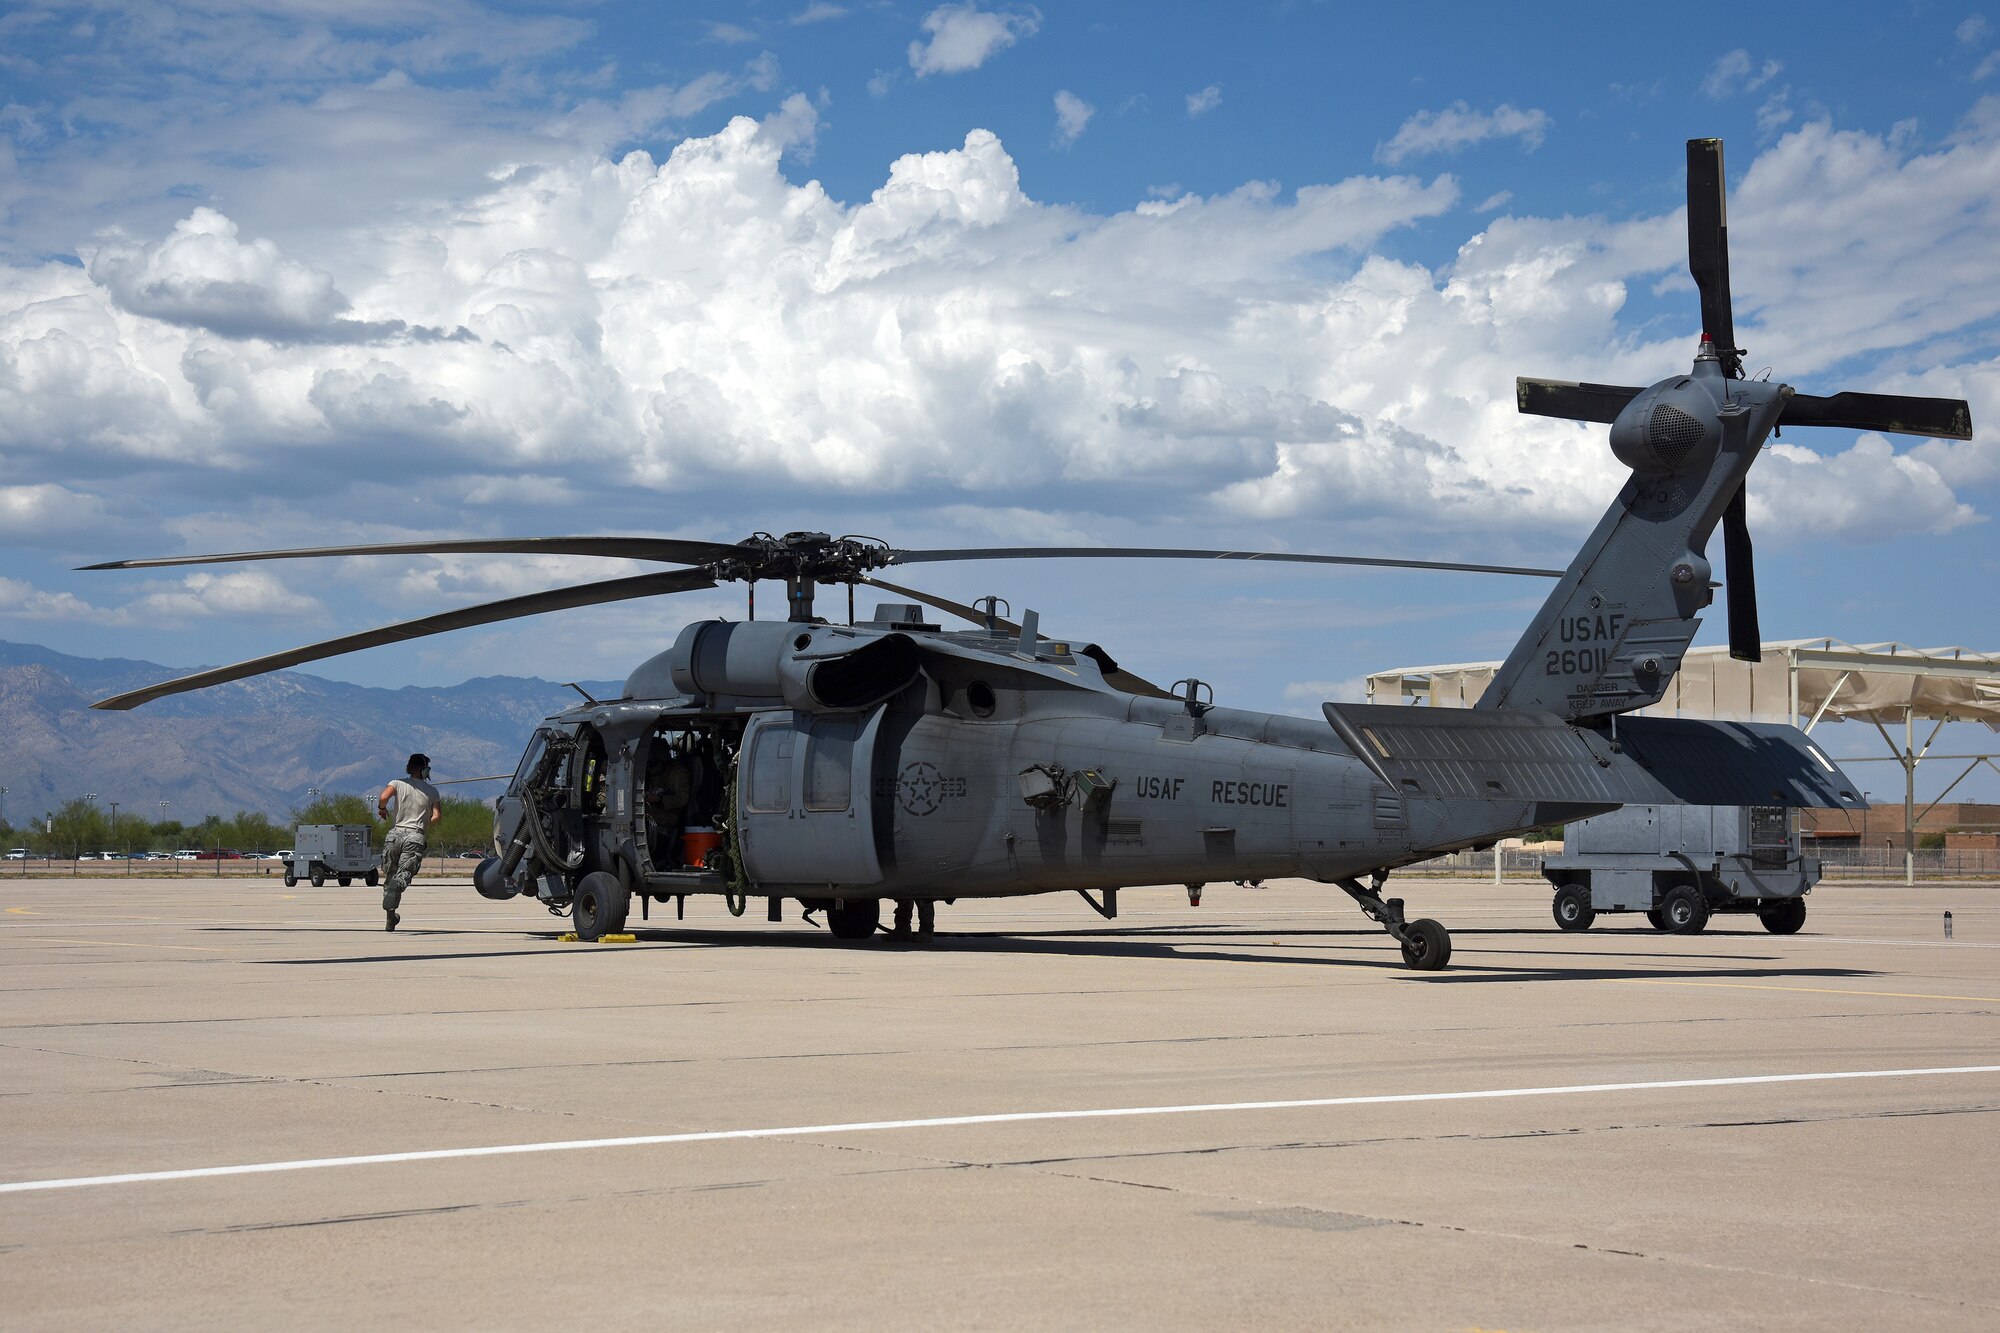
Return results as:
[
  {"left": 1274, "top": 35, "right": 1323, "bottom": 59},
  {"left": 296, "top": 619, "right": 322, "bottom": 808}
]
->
[
  {"left": 1687, "top": 137, "right": 1741, "bottom": 378},
  {"left": 859, "top": 575, "right": 1176, "bottom": 699},
  {"left": 1780, "top": 391, "right": 1973, "bottom": 441},
  {"left": 887, "top": 548, "right": 1565, "bottom": 578},
  {"left": 1720, "top": 483, "right": 1760, "bottom": 663},
  {"left": 1515, "top": 377, "right": 1645, "bottom": 424},
  {"left": 858, "top": 575, "right": 1021, "bottom": 633},
  {"left": 78, "top": 535, "right": 739, "bottom": 572},
  {"left": 91, "top": 568, "right": 717, "bottom": 711}
]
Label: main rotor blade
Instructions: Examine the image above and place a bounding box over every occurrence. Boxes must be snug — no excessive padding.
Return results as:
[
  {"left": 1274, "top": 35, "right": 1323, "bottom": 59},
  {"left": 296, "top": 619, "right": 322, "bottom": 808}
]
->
[
  {"left": 859, "top": 575, "right": 1177, "bottom": 699},
  {"left": 1687, "top": 137, "right": 1741, "bottom": 378},
  {"left": 857, "top": 575, "right": 1022, "bottom": 633},
  {"left": 79, "top": 535, "right": 739, "bottom": 572},
  {"left": 1516, "top": 377, "right": 1644, "bottom": 424},
  {"left": 888, "top": 548, "right": 1565, "bottom": 578},
  {"left": 1721, "top": 483, "right": 1760, "bottom": 664},
  {"left": 1780, "top": 391, "right": 1973, "bottom": 441},
  {"left": 91, "top": 568, "right": 717, "bottom": 711}
]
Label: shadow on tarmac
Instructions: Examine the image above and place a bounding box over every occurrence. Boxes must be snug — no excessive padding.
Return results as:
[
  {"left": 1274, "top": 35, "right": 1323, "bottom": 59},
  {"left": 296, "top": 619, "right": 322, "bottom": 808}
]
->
[{"left": 260, "top": 921, "right": 1881, "bottom": 982}]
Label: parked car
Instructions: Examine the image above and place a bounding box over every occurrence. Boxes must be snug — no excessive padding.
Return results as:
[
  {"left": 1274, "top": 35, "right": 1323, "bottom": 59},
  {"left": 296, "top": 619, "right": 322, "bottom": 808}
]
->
[
  {"left": 172, "top": 850, "right": 201, "bottom": 861},
  {"left": 5, "top": 849, "right": 29, "bottom": 860}
]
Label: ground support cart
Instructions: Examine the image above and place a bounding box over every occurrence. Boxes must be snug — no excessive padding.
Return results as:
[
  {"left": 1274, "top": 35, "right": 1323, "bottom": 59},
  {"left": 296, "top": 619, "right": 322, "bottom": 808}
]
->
[{"left": 1540, "top": 803, "right": 1817, "bottom": 935}]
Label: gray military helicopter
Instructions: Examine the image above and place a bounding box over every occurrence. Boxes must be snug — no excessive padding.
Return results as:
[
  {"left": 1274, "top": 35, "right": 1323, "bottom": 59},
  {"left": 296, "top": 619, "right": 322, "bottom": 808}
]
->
[{"left": 86, "top": 140, "right": 1966, "bottom": 968}]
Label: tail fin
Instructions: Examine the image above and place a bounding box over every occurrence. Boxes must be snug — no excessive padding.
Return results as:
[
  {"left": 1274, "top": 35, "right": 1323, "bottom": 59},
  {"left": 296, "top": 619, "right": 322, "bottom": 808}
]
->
[
  {"left": 1480, "top": 352, "right": 1784, "bottom": 721},
  {"left": 1494, "top": 137, "right": 1971, "bottom": 722}
]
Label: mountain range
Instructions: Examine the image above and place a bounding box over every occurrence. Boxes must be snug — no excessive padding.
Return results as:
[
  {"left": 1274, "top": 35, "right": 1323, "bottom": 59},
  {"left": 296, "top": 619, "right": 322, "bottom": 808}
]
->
[{"left": 0, "top": 640, "right": 619, "bottom": 823}]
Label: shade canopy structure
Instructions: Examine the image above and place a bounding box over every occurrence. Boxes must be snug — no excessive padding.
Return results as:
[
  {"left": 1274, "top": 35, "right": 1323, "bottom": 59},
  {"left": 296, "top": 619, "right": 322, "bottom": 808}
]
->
[{"left": 1367, "top": 640, "right": 2000, "bottom": 883}]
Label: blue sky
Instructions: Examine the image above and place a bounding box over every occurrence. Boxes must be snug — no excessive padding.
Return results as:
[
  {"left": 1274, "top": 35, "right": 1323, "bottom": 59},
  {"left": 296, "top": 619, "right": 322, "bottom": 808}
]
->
[{"left": 1, "top": 1, "right": 1997, "bottom": 795}]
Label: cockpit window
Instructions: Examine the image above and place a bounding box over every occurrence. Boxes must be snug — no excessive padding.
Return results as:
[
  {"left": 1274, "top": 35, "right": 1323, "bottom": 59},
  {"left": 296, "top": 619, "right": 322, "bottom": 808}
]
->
[{"left": 508, "top": 730, "right": 552, "bottom": 795}]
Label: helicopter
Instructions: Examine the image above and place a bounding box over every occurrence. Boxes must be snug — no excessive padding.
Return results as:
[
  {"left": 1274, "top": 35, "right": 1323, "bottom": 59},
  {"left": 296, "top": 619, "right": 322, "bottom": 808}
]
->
[{"left": 83, "top": 139, "right": 1967, "bottom": 969}]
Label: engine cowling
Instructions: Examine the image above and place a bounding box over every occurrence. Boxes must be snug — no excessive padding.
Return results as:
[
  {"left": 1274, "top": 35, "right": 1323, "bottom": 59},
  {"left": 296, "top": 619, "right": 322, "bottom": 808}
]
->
[{"left": 662, "top": 620, "right": 923, "bottom": 711}]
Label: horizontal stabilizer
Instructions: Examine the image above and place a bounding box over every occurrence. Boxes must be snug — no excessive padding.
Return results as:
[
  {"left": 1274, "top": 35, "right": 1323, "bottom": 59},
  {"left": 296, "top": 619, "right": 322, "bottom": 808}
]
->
[{"left": 1323, "top": 703, "right": 1864, "bottom": 810}]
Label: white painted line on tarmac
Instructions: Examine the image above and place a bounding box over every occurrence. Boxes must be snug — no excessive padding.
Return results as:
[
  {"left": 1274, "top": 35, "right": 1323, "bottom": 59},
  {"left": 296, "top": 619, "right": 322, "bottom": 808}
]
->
[{"left": 4, "top": 1064, "right": 1998, "bottom": 1196}]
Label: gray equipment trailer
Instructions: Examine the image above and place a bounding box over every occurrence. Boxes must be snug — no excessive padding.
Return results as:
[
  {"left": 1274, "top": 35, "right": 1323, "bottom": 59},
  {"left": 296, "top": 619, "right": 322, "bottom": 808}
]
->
[
  {"left": 286, "top": 824, "right": 380, "bottom": 888},
  {"left": 1540, "top": 804, "right": 1816, "bottom": 935}
]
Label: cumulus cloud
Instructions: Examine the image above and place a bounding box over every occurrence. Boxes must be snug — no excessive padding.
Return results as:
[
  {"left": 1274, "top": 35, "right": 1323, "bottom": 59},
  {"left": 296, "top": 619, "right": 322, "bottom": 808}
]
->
[
  {"left": 907, "top": 3, "right": 1039, "bottom": 76},
  {"left": 86, "top": 209, "right": 350, "bottom": 341},
  {"left": 1376, "top": 103, "right": 1550, "bottom": 164},
  {"left": 1703, "top": 49, "right": 1784, "bottom": 99},
  {"left": 1753, "top": 437, "right": 1977, "bottom": 540},
  {"left": 0, "top": 570, "right": 319, "bottom": 624},
  {"left": 1053, "top": 90, "right": 1094, "bottom": 145},
  {"left": 0, "top": 577, "right": 100, "bottom": 621},
  {"left": 123, "top": 570, "right": 323, "bottom": 620},
  {"left": 1186, "top": 84, "right": 1222, "bottom": 117},
  {"left": 0, "top": 111, "right": 1990, "bottom": 591},
  {"left": 0, "top": 484, "right": 110, "bottom": 545}
]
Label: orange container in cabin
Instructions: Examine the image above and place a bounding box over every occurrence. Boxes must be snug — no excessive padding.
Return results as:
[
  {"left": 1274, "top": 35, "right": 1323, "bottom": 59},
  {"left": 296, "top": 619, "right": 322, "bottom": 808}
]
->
[{"left": 679, "top": 828, "right": 723, "bottom": 869}]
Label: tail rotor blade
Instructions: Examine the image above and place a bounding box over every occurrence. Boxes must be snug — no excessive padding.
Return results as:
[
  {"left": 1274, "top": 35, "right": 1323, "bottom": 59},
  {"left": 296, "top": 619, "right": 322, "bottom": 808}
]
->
[
  {"left": 1780, "top": 391, "right": 1972, "bottom": 441},
  {"left": 1687, "top": 137, "right": 1741, "bottom": 378},
  {"left": 1516, "top": 377, "right": 1644, "bottom": 424},
  {"left": 1721, "top": 483, "right": 1760, "bottom": 663}
]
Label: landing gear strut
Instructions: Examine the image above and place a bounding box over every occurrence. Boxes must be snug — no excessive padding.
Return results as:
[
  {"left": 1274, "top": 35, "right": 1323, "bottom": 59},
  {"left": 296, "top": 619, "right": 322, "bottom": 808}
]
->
[{"left": 1337, "top": 873, "right": 1452, "bottom": 971}]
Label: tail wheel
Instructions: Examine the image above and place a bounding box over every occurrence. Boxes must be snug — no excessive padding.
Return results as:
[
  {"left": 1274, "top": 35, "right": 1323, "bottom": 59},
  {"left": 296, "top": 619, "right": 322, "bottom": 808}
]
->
[
  {"left": 1759, "top": 898, "right": 1807, "bottom": 934},
  {"left": 1659, "top": 883, "right": 1709, "bottom": 934},
  {"left": 573, "top": 870, "right": 630, "bottom": 941},
  {"left": 1399, "top": 918, "right": 1452, "bottom": 970},
  {"left": 1552, "top": 883, "right": 1595, "bottom": 932}
]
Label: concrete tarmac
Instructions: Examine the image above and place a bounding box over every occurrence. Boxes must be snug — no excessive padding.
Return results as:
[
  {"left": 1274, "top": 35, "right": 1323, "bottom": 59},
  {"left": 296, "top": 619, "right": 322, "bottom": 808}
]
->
[{"left": 2, "top": 875, "right": 1996, "bottom": 1329}]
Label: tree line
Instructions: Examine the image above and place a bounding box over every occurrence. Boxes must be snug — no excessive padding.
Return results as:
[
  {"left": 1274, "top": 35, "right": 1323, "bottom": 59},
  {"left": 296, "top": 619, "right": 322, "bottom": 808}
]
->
[{"left": 0, "top": 791, "right": 499, "bottom": 858}]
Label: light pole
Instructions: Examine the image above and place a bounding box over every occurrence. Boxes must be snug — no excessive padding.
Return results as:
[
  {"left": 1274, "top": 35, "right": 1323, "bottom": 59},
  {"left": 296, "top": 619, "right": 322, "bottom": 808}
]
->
[{"left": 83, "top": 793, "right": 97, "bottom": 863}]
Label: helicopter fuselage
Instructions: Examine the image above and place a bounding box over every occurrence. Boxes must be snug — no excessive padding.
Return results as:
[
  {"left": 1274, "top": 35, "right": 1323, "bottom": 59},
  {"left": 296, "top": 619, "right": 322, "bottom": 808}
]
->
[{"left": 483, "top": 612, "right": 1594, "bottom": 920}]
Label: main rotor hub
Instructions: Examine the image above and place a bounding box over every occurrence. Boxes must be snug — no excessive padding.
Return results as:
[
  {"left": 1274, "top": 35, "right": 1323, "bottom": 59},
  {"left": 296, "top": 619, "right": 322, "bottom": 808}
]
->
[{"left": 705, "top": 533, "right": 894, "bottom": 586}]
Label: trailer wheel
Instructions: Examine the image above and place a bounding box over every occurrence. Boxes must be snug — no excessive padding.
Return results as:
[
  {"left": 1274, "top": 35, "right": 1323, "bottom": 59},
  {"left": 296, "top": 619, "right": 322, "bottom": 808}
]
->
[
  {"left": 1399, "top": 918, "right": 1451, "bottom": 970},
  {"left": 1552, "top": 883, "right": 1595, "bottom": 931},
  {"left": 337, "top": 874, "right": 351, "bottom": 887},
  {"left": 283, "top": 870, "right": 297, "bottom": 888},
  {"left": 365, "top": 870, "right": 378, "bottom": 887},
  {"left": 827, "top": 898, "right": 880, "bottom": 941},
  {"left": 1645, "top": 908, "right": 1666, "bottom": 931},
  {"left": 1660, "top": 883, "right": 1709, "bottom": 934},
  {"left": 1758, "top": 898, "right": 1807, "bottom": 935},
  {"left": 309, "top": 865, "right": 326, "bottom": 888}
]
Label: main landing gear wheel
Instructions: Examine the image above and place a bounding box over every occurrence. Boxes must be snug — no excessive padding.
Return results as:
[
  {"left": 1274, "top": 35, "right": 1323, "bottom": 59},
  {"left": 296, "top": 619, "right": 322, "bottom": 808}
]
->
[
  {"left": 573, "top": 870, "right": 630, "bottom": 941},
  {"left": 1552, "top": 883, "right": 1595, "bottom": 931},
  {"left": 1400, "top": 918, "right": 1452, "bottom": 970},
  {"left": 827, "top": 898, "right": 880, "bottom": 941},
  {"left": 1759, "top": 898, "right": 1807, "bottom": 935},
  {"left": 1659, "top": 884, "right": 1710, "bottom": 935}
]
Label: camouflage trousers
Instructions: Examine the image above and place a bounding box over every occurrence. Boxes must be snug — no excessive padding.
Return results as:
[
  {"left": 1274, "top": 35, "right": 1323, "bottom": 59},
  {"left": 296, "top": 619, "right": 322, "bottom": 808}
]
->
[{"left": 380, "top": 830, "right": 427, "bottom": 912}]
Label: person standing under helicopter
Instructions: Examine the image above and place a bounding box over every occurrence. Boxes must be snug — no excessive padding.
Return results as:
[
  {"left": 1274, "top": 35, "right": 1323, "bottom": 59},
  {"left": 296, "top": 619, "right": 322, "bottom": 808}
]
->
[{"left": 377, "top": 752, "right": 441, "bottom": 932}]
